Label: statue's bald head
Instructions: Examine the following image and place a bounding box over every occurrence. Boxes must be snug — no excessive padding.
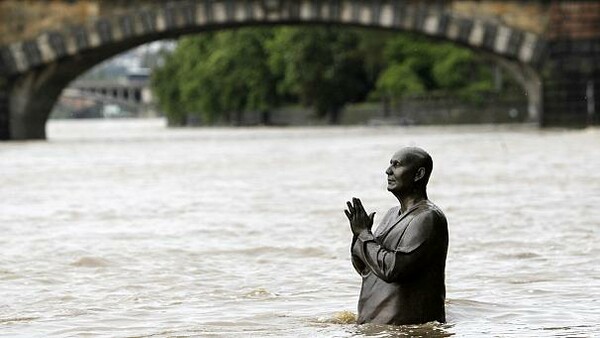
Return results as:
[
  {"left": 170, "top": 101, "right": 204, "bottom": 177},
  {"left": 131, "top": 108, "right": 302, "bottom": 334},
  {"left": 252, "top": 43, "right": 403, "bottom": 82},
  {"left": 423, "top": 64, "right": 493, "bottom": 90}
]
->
[{"left": 395, "top": 147, "right": 433, "bottom": 187}]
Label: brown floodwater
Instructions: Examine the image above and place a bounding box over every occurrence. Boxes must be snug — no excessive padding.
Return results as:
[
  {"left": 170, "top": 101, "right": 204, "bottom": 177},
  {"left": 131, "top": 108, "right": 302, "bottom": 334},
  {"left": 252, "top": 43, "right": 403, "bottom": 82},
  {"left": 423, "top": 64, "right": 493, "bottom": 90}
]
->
[{"left": 1, "top": 119, "right": 598, "bottom": 337}]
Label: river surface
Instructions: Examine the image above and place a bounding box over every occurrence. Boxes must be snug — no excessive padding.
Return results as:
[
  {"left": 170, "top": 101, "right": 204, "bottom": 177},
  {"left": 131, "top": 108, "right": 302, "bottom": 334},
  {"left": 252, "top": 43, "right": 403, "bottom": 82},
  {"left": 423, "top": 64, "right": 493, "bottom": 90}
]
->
[{"left": 1, "top": 119, "right": 599, "bottom": 337}]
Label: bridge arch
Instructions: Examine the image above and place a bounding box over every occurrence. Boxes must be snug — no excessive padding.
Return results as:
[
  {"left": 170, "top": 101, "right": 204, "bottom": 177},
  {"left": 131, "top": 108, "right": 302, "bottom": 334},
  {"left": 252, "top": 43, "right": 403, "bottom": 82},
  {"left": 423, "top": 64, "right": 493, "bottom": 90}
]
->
[{"left": 0, "top": 0, "right": 547, "bottom": 140}]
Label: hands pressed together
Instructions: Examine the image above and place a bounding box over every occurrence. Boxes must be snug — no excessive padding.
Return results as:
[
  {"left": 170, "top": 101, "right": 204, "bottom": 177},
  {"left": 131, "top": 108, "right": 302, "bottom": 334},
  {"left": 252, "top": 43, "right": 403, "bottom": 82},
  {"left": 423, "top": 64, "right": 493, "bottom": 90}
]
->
[{"left": 344, "top": 197, "right": 376, "bottom": 236}]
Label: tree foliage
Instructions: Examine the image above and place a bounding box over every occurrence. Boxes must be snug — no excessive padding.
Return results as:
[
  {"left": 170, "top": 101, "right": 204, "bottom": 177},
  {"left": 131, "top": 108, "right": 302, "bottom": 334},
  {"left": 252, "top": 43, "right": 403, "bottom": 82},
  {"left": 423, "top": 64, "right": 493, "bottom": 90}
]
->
[
  {"left": 152, "top": 29, "right": 278, "bottom": 125},
  {"left": 151, "top": 50, "right": 186, "bottom": 126},
  {"left": 375, "top": 34, "right": 496, "bottom": 104},
  {"left": 152, "top": 27, "right": 507, "bottom": 126},
  {"left": 267, "top": 27, "right": 371, "bottom": 124}
]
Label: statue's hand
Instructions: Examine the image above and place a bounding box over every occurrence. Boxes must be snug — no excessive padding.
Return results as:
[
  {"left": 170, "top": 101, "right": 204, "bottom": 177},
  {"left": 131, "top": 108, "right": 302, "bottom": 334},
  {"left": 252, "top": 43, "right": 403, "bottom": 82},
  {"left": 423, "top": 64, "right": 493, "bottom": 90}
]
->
[{"left": 344, "top": 197, "right": 375, "bottom": 236}]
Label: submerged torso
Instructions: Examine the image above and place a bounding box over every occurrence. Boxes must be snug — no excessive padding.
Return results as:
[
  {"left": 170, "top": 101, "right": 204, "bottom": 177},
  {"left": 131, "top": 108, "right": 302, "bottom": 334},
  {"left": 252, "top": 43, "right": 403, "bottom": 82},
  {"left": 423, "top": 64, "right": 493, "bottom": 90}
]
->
[{"left": 357, "top": 201, "right": 449, "bottom": 325}]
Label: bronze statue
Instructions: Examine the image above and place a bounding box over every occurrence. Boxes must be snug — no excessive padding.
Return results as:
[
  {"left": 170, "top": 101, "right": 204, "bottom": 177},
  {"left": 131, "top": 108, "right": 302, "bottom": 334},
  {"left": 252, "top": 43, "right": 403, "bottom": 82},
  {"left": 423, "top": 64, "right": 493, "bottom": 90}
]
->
[{"left": 345, "top": 147, "right": 449, "bottom": 325}]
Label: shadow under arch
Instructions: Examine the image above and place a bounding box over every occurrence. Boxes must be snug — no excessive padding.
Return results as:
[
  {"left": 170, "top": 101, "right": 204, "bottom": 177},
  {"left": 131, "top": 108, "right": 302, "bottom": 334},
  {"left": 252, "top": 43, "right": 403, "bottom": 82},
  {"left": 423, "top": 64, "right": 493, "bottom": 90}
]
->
[{"left": 0, "top": 0, "right": 546, "bottom": 140}]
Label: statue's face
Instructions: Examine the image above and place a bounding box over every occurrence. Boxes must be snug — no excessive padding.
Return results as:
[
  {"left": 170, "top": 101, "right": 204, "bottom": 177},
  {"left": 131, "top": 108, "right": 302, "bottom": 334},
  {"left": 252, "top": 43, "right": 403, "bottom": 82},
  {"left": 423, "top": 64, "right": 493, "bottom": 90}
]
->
[{"left": 385, "top": 150, "right": 417, "bottom": 194}]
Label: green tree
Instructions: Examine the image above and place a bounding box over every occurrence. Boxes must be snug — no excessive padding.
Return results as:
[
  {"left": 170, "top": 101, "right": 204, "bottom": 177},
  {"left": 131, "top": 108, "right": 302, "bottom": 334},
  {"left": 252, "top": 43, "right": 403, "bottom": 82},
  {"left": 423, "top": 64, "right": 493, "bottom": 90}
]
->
[
  {"left": 152, "top": 28, "right": 279, "bottom": 126},
  {"left": 151, "top": 50, "right": 187, "bottom": 126},
  {"left": 431, "top": 45, "right": 494, "bottom": 103},
  {"left": 375, "top": 34, "right": 496, "bottom": 104},
  {"left": 152, "top": 27, "right": 506, "bottom": 127},
  {"left": 268, "top": 27, "right": 371, "bottom": 124},
  {"left": 376, "top": 35, "right": 435, "bottom": 102}
]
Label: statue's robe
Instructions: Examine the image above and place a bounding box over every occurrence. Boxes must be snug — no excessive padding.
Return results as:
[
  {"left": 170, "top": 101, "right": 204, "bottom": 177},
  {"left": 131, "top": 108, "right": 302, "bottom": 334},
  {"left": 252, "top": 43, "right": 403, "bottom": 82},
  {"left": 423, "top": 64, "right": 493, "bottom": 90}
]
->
[{"left": 351, "top": 200, "right": 448, "bottom": 325}]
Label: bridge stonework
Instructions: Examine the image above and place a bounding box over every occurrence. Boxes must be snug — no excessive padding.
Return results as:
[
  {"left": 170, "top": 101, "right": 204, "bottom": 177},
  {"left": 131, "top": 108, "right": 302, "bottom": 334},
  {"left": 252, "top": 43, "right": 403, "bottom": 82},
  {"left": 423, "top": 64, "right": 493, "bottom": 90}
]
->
[
  {"left": 542, "top": 2, "right": 600, "bottom": 126},
  {"left": 0, "top": 0, "right": 598, "bottom": 140}
]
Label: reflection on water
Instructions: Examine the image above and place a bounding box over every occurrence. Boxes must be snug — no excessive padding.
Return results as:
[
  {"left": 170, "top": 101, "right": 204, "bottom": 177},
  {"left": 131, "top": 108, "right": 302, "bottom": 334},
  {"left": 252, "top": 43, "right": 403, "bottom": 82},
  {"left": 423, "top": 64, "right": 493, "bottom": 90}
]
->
[{"left": 0, "top": 119, "right": 598, "bottom": 337}]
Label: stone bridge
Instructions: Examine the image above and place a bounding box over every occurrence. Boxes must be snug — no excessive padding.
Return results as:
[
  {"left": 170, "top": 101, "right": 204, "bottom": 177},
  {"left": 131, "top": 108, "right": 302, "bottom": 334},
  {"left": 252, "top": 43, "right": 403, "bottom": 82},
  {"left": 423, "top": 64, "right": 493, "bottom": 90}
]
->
[{"left": 0, "top": 0, "right": 598, "bottom": 140}]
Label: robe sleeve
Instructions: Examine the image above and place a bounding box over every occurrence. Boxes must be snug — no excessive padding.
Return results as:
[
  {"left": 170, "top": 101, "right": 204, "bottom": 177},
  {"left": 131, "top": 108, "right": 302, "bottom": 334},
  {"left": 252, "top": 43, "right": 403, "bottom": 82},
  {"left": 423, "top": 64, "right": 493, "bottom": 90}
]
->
[
  {"left": 351, "top": 235, "right": 367, "bottom": 275},
  {"left": 351, "top": 210, "right": 443, "bottom": 283},
  {"left": 350, "top": 208, "right": 395, "bottom": 276}
]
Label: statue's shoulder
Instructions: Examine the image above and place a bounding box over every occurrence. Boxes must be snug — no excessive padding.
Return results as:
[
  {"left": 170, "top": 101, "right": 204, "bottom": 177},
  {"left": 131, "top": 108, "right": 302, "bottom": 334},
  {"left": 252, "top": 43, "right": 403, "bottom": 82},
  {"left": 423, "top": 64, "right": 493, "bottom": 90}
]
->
[
  {"left": 415, "top": 201, "right": 447, "bottom": 225},
  {"left": 428, "top": 201, "right": 446, "bottom": 217}
]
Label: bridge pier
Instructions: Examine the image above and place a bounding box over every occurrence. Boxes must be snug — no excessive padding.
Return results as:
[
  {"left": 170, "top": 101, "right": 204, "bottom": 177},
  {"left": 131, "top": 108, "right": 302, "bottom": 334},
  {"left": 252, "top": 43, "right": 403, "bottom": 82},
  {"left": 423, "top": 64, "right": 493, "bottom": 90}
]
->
[
  {"left": 541, "top": 41, "right": 600, "bottom": 127},
  {"left": 540, "top": 2, "right": 600, "bottom": 127},
  {"left": 0, "top": 82, "right": 9, "bottom": 140},
  {"left": 8, "top": 67, "right": 70, "bottom": 140}
]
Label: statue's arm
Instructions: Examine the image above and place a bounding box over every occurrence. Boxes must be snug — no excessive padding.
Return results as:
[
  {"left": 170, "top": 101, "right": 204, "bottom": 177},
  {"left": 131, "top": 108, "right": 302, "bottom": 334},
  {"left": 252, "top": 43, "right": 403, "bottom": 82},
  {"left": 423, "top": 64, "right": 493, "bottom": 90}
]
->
[
  {"left": 351, "top": 235, "right": 367, "bottom": 274},
  {"left": 349, "top": 207, "right": 393, "bottom": 276},
  {"left": 352, "top": 211, "right": 444, "bottom": 283}
]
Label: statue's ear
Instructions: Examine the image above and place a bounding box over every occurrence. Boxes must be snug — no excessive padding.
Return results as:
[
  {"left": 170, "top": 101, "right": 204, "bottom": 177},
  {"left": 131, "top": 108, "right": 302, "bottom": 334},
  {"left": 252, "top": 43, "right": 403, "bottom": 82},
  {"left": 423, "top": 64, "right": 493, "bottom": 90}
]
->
[{"left": 414, "top": 167, "right": 426, "bottom": 182}]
